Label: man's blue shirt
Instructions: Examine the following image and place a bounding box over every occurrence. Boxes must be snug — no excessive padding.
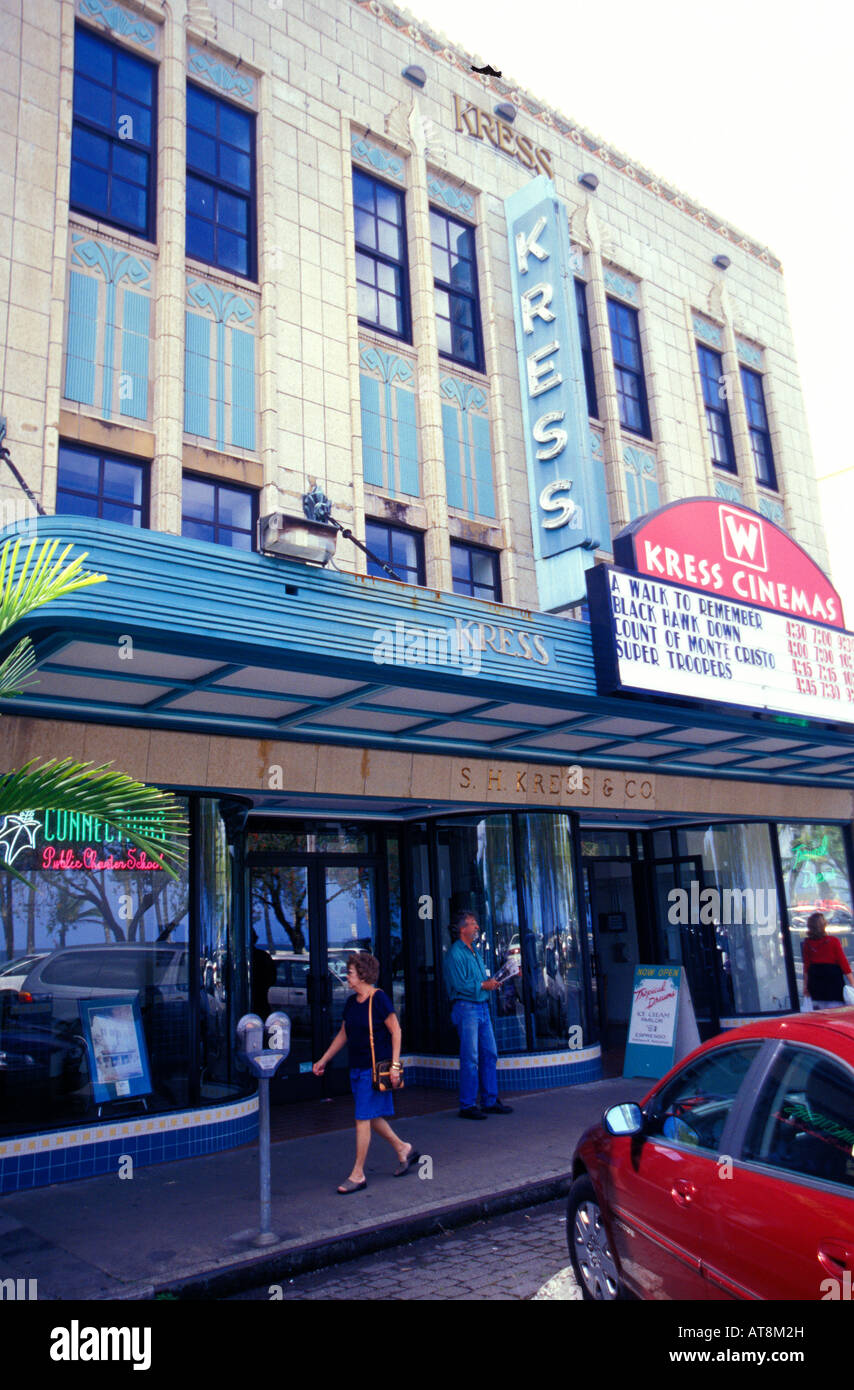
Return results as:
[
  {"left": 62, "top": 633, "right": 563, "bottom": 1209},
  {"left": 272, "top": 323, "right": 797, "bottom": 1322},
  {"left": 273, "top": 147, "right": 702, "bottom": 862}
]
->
[{"left": 444, "top": 939, "right": 488, "bottom": 1003}]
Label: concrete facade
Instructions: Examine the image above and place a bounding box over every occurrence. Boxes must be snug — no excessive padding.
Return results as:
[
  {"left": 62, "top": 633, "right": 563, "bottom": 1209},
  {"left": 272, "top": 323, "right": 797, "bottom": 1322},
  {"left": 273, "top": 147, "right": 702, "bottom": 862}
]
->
[{"left": 0, "top": 0, "right": 829, "bottom": 605}]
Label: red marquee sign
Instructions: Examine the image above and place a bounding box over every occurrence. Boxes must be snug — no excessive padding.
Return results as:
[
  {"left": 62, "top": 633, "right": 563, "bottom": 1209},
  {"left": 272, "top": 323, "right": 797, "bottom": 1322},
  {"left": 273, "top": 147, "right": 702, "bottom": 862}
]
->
[{"left": 613, "top": 498, "right": 845, "bottom": 629}]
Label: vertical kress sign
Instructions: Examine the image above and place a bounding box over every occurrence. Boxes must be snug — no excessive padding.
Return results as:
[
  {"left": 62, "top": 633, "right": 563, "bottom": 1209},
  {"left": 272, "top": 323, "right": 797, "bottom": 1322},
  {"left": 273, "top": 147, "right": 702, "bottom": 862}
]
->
[{"left": 505, "top": 176, "right": 608, "bottom": 610}]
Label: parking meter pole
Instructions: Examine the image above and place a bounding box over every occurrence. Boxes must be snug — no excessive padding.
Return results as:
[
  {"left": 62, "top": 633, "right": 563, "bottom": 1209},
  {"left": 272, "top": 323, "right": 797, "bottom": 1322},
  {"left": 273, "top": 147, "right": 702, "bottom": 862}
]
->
[{"left": 255, "top": 1077, "right": 277, "bottom": 1247}]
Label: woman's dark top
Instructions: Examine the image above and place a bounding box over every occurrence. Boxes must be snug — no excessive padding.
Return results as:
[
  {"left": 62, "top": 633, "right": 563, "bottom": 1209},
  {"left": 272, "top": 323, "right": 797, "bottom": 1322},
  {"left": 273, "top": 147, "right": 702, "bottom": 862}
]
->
[{"left": 343, "top": 988, "right": 394, "bottom": 1068}]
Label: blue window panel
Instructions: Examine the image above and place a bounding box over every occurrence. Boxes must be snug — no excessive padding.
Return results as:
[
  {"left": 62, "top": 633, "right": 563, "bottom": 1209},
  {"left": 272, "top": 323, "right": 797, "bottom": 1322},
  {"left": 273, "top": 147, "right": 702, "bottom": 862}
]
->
[
  {"left": 184, "top": 311, "right": 211, "bottom": 436},
  {"left": 625, "top": 465, "right": 641, "bottom": 519},
  {"left": 441, "top": 402, "right": 465, "bottom": 510},
  {"left": 644, "top": 474, "right": 660, "bottom": 513},
  {"left": 230, "top": 327, "right": 255, "bottom": 450},
  {"left": 359, "top": 375, "right": 384, "bottom": 487},
  {"left": 394, "top": 388, "right": 419, "bottom": 497},
  {"left": 64, "top": 271, "right": 98, "bottom": 405},
  {"left": 470, "top": 413, "right": 495, "bottom": 518},
  {"left": 119, "top": 289, "right": 150, "bottom": 421}
]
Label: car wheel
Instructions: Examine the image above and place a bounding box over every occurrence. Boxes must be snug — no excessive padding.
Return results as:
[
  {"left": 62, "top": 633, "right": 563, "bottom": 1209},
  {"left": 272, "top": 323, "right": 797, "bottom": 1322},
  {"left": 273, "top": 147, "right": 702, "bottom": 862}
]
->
[{"left": 567, "top": 1174, "right": 625, "bottom": 1301}]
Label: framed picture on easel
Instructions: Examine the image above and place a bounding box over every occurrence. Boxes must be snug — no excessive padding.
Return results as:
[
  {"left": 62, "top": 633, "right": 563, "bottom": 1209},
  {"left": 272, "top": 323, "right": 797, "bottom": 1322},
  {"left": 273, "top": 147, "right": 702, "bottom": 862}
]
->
[{"left": 78, "top": 995, "right": 152, "bottom": 1106}]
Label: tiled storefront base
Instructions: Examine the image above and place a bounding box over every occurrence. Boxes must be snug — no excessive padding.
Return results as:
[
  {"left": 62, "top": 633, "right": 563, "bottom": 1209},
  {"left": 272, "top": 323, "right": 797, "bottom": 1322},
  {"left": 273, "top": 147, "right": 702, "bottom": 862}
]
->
[
  {"left": 403, "top": 1044, "right": 602, "bottom": 1091},
  {"left": 0, "top": 1095, "right": 258, "bottom": 1194}
]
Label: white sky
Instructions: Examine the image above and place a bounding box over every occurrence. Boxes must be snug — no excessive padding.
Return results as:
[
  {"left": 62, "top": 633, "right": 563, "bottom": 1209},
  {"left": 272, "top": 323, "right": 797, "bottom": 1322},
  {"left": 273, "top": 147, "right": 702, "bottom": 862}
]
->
[{"left": 405, "top": 0, "right": 854, "bottom": 616}]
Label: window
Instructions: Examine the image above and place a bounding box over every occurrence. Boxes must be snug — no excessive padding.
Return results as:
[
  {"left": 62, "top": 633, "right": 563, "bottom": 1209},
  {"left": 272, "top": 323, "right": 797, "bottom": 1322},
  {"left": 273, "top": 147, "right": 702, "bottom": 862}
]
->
[
  {"left": 647, "top": 1042, "right": 763, "bottom": 1152},
  {"left": 697, "top": 344, "right": 736, "bottom": 471},
  {"left": 181, "top": 475, "right": 256, "bottom": 549},
  {"left": 743, "top": 1047, "right": 854, "bottom": 1190},
  {"left": 186, "top": 84, "right": 255, "bottom": 279},
  {"left": 71, "top": 25, "right": 156, "bottom": 239},
  {"left": 574, "top": 280, "right": 598, "bottom": 418},
  {"left": 451, "top": 541, "right": 501, "bottom": 602},
  {"left": 430, "top": 208, "right": 482, "bottom": 370},
  {"left": 741, "top": 367, "right": 777, "bottom": 489},
  {"left": 607, "top": 299, "right": 650, "bottom": 437},
  {"left": 365, "top": 521, "right": 425, "bottom": 585},
  {"left": 56, "top": 441, "right": 147, "bottom": 526},
  {"left": 353, "top": 169, "right": 409, "bottom": 340}
]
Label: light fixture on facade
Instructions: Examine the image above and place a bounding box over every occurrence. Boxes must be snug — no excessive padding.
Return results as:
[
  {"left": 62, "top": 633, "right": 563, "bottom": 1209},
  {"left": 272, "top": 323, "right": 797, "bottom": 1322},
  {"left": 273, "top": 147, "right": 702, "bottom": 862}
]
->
[
  {"left": 578, "top": 172, "right": 599, "bottom": 192},
  {"left": 713, "top": 254, "right": 731, "bottom": 270},
  {"left": 494, "top": 101, "right": 516, "bottom": 123},
  {"left": 402, "top": 64, "right": 426, "bottom": 87},
  {"left": 257, "top": 512, "right": 338, "bottom": 566}
]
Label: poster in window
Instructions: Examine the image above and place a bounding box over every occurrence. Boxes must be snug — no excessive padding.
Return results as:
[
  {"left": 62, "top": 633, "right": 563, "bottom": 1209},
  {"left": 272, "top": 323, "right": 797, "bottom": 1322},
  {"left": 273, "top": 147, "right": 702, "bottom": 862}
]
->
[{"left": 78, "top": 995, "right": 152, "bottom": 1104}]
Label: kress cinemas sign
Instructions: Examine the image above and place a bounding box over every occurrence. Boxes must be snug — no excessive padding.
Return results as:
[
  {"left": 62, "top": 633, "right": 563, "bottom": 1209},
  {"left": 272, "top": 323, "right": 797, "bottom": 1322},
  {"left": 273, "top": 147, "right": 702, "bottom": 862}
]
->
[{"left": 504, "top": 176, "right": 609, "bottom": 610}]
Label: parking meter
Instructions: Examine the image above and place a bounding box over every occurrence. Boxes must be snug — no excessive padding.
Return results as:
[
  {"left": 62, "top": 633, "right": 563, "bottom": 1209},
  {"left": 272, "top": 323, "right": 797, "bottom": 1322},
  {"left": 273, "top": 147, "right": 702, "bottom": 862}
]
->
[{"left": 237, "top": 1011, "right": 291, "bottom": 1245}]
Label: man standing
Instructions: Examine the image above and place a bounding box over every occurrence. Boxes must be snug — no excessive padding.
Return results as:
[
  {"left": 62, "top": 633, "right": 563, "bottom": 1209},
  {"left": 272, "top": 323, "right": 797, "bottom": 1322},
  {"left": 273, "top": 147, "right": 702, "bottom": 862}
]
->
[{"left": 443, "top": 910, "right": 513, "bottom": 1119}]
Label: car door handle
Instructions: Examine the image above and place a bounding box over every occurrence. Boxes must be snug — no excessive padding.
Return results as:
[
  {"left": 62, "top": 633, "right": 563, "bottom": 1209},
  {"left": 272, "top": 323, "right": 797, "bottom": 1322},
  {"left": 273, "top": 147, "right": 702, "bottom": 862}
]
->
[
  {"left": 671, "top": 1179, "right": 697, "bottom": 1208},
  {"left": 818, "top": 1241, "right": 854, "bottom": 1276}
]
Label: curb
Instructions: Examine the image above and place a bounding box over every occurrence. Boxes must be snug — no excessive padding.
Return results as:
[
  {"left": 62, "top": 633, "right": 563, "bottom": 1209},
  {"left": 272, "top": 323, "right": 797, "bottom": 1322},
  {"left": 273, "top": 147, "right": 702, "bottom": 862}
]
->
[{"left": 107, "top": 1171, "right": 574, "bottom": 1300}]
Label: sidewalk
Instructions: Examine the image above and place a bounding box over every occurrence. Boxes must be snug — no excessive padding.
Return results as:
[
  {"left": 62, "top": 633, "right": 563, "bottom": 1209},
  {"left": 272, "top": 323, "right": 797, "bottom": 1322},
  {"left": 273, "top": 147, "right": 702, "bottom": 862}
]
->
[{"left": 0, "top": 1077, "right": 648, "bottom": 1300}]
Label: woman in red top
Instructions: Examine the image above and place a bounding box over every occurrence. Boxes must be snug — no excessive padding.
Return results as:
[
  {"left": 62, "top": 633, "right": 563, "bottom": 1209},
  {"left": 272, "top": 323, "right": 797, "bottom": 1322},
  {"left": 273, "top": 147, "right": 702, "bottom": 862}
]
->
[{"left": 801, "top": 912, "right": 854, "bottom": 1009}]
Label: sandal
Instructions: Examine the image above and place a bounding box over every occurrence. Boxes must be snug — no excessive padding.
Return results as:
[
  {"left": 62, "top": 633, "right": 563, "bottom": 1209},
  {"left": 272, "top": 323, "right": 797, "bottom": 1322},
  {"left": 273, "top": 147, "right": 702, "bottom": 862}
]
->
[
  {"left": 393, "top": 1145, "right": 420, "bottom": 1177},
  {"left": 337, "top": 1178, "right": 367, "bottom": 1194}
]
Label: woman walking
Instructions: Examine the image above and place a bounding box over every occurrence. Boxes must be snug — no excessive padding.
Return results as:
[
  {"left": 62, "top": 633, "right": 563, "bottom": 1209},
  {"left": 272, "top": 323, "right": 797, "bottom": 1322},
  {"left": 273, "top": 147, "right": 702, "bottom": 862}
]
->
[
  {"left": 802, "top": 912, "right": 854, "bottom": 1010},
  {"left": 312, "top": 952, "right": 418, "bottom": 1193}
]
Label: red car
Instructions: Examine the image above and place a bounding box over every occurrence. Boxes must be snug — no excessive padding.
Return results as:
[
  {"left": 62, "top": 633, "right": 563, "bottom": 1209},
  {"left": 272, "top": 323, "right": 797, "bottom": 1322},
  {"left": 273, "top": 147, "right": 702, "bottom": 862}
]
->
[{"left": 568, "top": 1010, "right": 854, "bottom": 1300}]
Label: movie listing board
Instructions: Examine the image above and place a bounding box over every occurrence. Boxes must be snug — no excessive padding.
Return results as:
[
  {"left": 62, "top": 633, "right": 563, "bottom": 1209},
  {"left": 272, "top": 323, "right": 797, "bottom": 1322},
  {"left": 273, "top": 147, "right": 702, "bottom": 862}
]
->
[{"left": 594, "top": 567, "right": 854, "bottom": 725}]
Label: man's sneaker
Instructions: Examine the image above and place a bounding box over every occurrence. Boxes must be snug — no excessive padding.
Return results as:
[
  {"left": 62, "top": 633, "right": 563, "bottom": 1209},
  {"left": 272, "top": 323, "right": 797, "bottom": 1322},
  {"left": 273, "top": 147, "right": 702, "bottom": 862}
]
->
[
  {"left": 482, "top": 1101, "right": 513, "bottom": 1114},
  {"left": 458, "top": 1106, "right": 488, "bottom": 1120}
]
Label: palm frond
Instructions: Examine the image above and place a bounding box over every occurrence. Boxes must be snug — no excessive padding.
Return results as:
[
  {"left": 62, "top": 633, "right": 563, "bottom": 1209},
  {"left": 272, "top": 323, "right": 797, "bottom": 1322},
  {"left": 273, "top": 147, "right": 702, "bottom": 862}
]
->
[
  {"left": 0, "top": 635, "right": 37, "bottom": 700},
  {"left": 0, "top": 759, "right": 189, "bottom": 878},
  {"left": 0, "top": 536, "right": 106, "bottom": 639}
]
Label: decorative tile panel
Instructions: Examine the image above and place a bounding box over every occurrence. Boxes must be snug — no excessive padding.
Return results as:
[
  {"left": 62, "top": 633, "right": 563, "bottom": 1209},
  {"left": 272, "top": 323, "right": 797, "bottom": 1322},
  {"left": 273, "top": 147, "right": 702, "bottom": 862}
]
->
[
  {"left": 359, "top": 343, "right": 419, "bottom": 497},
  {"left": 568, "top": 245, "right": 585, "bottom": 274},
  {"left": 63, "top": 234, "right": 153, "bottom": 422},
  {"left": 187, "top": 47, "right": 256, "bottom": 106},
  {"left": 76, "top": 0, "right": 157, "bottom": 49},
  {"left": 603, "top": 268, "right": 638, "bottom": 303},
  {"left": 440, "top": 374, "right": 495, "bottom": 519},
  {"left": 624, "top": 444, "right": 660, "bottom": 520},
  {"left": 426, "top": 174, "right": 473, "bottom": 215},
  {"left": 714, "top": 476, "right": 742, "bottom": 504},
  {"left": 184, "top": 276, "right": 258, "bottom": 452},
  {"left": 589, "top": 428, "right": 604, "bottom": 462},
  {"left": 736, "top": 338, "right": 763, "bottom": 367},
  {"left": 693, "top": 314, "right": 723, "bottom": 347},
  {"left": 758, "top": 494, "right": 785, "bottom": 527},
  {"left": 351, "top": 134, "right": 405, "bottom": 182}
]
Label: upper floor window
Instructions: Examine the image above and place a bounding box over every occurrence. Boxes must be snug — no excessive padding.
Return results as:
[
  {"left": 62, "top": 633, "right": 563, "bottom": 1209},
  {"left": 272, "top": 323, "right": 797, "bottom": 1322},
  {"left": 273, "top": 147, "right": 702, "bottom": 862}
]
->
[
  {"left": 451, "top": 541, "right": 501, "bottom": 602},
  {"left": 186, "top": 85, "right": 255, "bottom": 280},
  {"left": 430, "top": 208, "right": 482, "bottom": 370},
  {"left": 740, "top": 366, "right": 777, "bottom": 489},
  {"left": 607, "top": 299, "right": 651, "bottom": 438},
  {"left": 697, "top": 344, "right": 736, "bottom": 472},
  {"left": 56, "top": 441, "right": 147, "bottom": 527},
  {"left": 353, "top": 169, "right": 410, "bottom": 341},
  {"left": 182, "top": 474, "right": 256, "bottom": 550},
  {"left": 71, "top": 26, "right": 156, "bottom": 240},
  {"left": 574, "top": 280, "right": 598, "bottom": 419},
  {"left": 365, "top": 521, "right": 425, "bottom": 585}
]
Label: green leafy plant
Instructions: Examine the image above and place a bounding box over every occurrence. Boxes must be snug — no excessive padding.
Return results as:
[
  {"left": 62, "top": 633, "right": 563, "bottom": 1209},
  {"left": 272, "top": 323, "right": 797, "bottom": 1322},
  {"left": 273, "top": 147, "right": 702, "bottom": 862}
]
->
[{"left": 0, "top": 535, "right": 188, "bottom": 877}]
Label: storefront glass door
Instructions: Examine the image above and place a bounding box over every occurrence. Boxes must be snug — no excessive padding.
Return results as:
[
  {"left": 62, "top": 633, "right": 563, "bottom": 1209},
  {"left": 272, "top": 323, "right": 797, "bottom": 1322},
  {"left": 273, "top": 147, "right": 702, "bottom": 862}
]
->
[{"left": 249, "top": 857, "right": 378, "bottom": 1099}]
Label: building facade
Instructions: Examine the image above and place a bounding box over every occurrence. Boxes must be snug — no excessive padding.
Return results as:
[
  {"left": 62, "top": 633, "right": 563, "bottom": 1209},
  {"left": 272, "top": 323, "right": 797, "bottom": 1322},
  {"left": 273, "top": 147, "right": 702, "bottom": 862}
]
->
[{"left": 0, "top": 0, "right": 852, "bottom": 1192}]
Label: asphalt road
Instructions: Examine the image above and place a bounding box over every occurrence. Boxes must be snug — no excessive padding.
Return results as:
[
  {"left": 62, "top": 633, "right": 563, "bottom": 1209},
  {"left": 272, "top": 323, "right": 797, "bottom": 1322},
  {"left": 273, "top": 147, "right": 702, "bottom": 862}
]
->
[{"left": 229, "top": 1197, "right": 581, "bottom": 1301}]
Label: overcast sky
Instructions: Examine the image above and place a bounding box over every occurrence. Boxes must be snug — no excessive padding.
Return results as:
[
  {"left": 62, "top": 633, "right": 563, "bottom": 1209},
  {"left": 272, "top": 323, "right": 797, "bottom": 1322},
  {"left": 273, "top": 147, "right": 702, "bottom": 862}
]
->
[{"left": 405, "top": 0, "right": 854, "bottom": 614}]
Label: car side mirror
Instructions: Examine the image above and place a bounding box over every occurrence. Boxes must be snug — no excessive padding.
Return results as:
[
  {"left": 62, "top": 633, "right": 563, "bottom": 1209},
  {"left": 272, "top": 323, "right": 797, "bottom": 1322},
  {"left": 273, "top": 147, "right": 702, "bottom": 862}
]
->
[{"left": 604, "top": 1102, "right": 644, "bottom": 1137}]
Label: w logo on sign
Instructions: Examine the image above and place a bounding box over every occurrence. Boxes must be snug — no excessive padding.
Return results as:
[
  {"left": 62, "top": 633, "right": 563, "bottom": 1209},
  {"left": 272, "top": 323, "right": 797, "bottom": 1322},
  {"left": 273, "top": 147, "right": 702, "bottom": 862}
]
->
[{"left": 719, "top": 505, "right": 768, "bottom": 572}]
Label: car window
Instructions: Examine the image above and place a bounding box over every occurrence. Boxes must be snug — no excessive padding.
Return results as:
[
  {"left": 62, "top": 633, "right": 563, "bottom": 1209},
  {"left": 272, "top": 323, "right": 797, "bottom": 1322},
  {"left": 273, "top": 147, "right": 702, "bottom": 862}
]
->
[
  {"left": 742, "top": 1046, "right": 854, "bottom": 1191},
  {"left": 98, "top": 951, "right": 177, "bottom": 990},
  {"left": 647, "top": 1042, "right": 763, "bottom": 1153},
  {"left": 40, "top": 952, "right": 106, "bottom": 986}
]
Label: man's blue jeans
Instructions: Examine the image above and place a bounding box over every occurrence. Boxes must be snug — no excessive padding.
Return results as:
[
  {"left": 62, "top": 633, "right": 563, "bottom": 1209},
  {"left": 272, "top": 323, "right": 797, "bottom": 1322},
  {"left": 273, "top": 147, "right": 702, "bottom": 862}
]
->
[{"left": 450, "top": 1000, "right": 498, "bottom": 1109}]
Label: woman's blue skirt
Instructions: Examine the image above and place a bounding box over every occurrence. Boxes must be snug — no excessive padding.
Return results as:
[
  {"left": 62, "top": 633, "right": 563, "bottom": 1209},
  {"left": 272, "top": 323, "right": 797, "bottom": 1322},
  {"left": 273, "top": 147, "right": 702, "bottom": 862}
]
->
[{"left": 350, "top": 1067, "right": 395, "bottom": 1120}]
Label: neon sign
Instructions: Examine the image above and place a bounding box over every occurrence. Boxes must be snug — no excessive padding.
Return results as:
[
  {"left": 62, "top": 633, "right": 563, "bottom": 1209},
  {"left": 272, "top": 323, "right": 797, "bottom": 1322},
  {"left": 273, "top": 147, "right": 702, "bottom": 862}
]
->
[{"left": 0, "top": 809, "right": 166, "bottom": 872}]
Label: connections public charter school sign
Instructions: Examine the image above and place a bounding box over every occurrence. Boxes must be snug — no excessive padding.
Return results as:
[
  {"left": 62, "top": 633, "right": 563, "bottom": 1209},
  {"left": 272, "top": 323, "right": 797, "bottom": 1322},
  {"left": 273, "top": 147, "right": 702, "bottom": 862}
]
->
[{"left": 587, "top": 499, "right": 854, "bottom": 725}]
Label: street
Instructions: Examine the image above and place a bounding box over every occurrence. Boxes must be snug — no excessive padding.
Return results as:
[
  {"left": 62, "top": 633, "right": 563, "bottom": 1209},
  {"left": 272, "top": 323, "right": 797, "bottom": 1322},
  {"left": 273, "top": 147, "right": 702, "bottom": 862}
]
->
[{"left": 229, "top": 1198, "right": 581, "bottom": 1301}]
